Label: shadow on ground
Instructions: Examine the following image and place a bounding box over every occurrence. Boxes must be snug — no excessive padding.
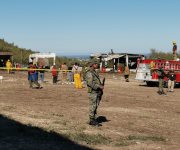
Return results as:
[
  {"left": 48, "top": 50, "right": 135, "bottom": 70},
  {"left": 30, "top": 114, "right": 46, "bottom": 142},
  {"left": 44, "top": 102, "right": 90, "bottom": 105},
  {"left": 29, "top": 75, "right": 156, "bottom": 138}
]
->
[
  {"left": 96, "top": 116, "right": 110, "bottom": 124},
  {"left": 0, "top": 114, "right": 92, "bottom": 150}
]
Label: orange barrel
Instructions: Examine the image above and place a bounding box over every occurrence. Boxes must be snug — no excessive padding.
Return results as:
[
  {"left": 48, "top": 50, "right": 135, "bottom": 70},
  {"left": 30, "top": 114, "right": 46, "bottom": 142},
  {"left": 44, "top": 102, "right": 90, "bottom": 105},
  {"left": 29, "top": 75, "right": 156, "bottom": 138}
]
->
[{"left": 118, "top": 67, "right": 122, "bottom": 73}]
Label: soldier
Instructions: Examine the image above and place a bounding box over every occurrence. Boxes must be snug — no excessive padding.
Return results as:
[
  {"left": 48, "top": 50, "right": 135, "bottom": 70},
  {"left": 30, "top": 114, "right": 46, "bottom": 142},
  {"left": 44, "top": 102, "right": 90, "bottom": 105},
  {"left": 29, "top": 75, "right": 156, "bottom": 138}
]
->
[
  {"left": 157, "top": 67, "right": 166, "bottom": 95},
  {"left": 85, "top": 60, "right": 104, "bottom": 126}
]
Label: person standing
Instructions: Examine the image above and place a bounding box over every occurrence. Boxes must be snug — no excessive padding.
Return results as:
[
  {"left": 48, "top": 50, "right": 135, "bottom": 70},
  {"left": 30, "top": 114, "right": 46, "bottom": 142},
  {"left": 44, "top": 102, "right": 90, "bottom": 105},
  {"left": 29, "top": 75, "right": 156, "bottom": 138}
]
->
[
  {"left": 28, "top": 62, "right": 41, "bottom": 89},
  {"left": 72, "top": 63, "right": 82, "bottom": 89},
  {"left": 6, "top": 59, "right": 12, "bottom": 74},
  {"left": 150, "top": 60, "right": 156, "bottom": 75},
  {"left": 68, "top": 66, "right": 74, "bottom": 83},
  {"left": 61, "top": 63, "right": 68, "bottom": 84},
  {"left": 157, "top": 67, "right": 166, "bottom": 95},
  {"left": 124, "top": 65, "right": 130, "bottom": 82},
  {"left": 85, "top": 60, "right": 104, "bottom": 126},
  {"left": 52, "top": 65, "right": 58, "bottom": 84},
  {"left": 34, "top": 64, "right": 39, "bottom": 82},
  {"left": 167, "top": 69, "right": 176, "bottom": 92},
  {"left": 172, "top": 41, "right": 177, "bottom": 60},
  {"left": 39, "top": 64, "right": 45, "bottom": 83}
]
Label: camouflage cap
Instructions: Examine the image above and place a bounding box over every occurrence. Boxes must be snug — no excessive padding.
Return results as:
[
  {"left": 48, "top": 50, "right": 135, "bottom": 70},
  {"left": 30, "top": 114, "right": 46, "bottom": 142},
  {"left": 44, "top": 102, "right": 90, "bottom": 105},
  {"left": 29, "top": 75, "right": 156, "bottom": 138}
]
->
[{"left": 88, "top": 59, "right": 99, "bottom": 66}]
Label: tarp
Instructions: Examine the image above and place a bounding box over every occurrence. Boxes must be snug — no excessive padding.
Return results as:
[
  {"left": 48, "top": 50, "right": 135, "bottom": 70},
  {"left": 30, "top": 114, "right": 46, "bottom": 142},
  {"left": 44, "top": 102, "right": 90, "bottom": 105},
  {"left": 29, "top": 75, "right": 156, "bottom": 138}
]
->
[{"left": 104, "top": 54, "right": 124, "bottom": 61}]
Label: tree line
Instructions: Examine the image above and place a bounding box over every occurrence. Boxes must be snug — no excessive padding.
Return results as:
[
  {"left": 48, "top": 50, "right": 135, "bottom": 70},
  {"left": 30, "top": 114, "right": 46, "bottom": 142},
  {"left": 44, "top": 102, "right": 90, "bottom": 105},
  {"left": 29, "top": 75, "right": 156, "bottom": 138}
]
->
[
  {"left": 0, "top": 39, "right": 83, "bottom": 67},
  {"left": 147, "top": 48, "right": 179, "bottom": 60},
  {"left": 1, "top": 38, "right": 179, "bottom": 67}
]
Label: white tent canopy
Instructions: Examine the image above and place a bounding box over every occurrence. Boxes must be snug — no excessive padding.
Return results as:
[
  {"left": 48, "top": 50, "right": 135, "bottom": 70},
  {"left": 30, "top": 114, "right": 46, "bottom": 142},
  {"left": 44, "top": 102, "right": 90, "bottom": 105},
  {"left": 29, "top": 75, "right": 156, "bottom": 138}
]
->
[{"left": 29, "top": 52, "right": 56, "bottom": 65}]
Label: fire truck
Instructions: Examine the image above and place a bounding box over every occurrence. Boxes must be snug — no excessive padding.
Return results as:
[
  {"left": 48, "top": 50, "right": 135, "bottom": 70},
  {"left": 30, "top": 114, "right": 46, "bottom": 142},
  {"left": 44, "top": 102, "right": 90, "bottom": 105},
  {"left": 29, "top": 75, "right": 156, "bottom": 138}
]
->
[{"left": 135, "top": 58, "right": 180, "bottom": 86}]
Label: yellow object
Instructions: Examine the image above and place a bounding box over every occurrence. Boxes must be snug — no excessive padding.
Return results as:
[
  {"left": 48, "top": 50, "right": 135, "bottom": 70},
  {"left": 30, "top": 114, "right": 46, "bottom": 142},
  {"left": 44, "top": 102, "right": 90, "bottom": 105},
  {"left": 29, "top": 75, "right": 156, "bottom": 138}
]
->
[
  {"left": 150, "top": 61, "right": 155, "bottom": 69},
  {"left": 6, "top": 61, "right": 12, "bottom": 74},
  {"left": 74, "top": 73, "right": 82, "bottom": 89}
]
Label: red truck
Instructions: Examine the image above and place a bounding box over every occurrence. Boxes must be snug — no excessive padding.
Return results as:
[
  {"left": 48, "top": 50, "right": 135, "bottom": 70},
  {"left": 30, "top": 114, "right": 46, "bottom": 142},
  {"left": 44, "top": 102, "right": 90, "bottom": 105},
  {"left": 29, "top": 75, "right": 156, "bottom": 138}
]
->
[{"left": 135, "top": 58, "right": 180, "bottom": 86}]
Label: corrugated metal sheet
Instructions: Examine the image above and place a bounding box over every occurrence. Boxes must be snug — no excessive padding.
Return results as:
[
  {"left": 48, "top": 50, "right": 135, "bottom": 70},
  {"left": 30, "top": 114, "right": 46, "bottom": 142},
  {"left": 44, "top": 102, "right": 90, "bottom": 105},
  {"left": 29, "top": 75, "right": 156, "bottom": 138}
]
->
[{"left": 0, "top": 52, "right": 13, "bottom": 56}]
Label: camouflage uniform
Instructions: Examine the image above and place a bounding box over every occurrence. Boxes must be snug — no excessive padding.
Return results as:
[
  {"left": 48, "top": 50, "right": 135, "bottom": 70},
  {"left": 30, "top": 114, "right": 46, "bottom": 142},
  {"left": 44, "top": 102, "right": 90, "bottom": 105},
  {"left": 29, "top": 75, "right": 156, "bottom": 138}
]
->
[
  {"left": 157, "top": 68, "right": 166, "bottom": 95},
  {"left": 86, "top": 67, "right": 102, "bottom": 122}
]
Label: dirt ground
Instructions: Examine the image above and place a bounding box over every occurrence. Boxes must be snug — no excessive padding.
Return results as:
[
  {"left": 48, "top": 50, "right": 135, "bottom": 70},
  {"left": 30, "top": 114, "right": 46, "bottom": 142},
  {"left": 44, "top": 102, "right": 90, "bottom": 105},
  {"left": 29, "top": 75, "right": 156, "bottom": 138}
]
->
[{"left": 0, "top": 70, "right": 180, "bottom": 150}]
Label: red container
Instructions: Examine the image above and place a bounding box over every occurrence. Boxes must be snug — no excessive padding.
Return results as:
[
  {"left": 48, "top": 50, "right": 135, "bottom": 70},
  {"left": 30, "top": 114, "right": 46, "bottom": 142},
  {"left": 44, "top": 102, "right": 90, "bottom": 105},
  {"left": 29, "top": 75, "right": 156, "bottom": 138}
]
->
[
  {"left": 152, "top": 72, "right": 158, "bottom": 79},
  {"left": 175, "top": 73, "right": 180, "bottom": 82}
]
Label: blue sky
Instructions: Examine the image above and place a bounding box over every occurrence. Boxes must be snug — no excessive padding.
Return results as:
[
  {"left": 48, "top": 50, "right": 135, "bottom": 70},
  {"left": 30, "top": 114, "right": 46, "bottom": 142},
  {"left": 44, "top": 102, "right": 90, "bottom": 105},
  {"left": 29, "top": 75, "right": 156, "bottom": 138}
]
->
[{"left": 0, "top": 0, "right": 180, "bottom": 55}]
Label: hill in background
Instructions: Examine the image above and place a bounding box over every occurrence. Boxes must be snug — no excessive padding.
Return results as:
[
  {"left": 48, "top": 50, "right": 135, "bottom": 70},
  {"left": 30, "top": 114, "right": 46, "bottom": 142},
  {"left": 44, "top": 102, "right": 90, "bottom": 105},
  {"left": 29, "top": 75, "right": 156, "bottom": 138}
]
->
[
  {"left": 0, "top": 38, "right": 35, "bottom": 65},
  {"left": 0, "top": 39, "right": 85, "bottom": 67}
]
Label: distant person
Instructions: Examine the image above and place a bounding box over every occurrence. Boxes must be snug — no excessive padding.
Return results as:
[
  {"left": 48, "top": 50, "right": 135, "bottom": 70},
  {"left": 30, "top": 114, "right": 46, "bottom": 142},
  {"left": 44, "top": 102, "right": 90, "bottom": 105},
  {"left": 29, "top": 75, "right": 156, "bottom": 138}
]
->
[
  {"left": 34, "top": 64, "right": 39, "bottom": 82},
  {"left": 61, "top": 63, "right": 68, "bottom": 84},
  {"left": 78, "top": 64, "right": 83, "bottom": 81},
  {"left": 72, "top": 63, "right": 82, "bottom": 89},
  {"left": 16, "top": 63, "right": 21, "bottom": 72},
  {"left": 150, "top": 60, "right": 156, "bottom": 75},
  {"left": 6, "top": 59, "right": 12, "bottom": 74},
  {"left": 157, "top": 67, "right": 166, "bottom": 95},
  {"left": 39, "top": 64, "right": 45, "bottom": 83},
  {"left": 68, "top": 66, "right": 74, "bottom": 83},
  {"left": 124, "top": 65, "right": 130, "bottom": 82},
  {"left": 52, "top": 65, "right": 58, "bottom": 84},
  {"left": 172, "top": 41, "right": 177, "bottom": 60},
  {"left": 28, "top": 62, "right": 41, "bottom": 89},
  {"left": 167, "top": 69, "right": 176, "bottom": 92}
]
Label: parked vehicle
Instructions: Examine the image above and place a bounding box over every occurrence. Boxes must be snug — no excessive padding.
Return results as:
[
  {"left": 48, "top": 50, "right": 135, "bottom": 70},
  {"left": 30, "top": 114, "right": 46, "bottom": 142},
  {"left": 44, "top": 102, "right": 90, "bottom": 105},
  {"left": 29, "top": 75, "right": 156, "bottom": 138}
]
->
[{"left": 135, "top": 58, "right": 180, "bottom": 86}]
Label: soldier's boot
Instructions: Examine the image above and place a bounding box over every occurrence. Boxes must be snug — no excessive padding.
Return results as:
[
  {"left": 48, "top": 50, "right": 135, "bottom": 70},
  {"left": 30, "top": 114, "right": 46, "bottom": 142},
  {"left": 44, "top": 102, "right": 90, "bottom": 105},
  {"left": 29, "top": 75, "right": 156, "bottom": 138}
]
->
[
  {"left": 157, "top": 91, "right": 162, "bottom": 95},
  {"left": 89, "top": 118, "right": 101, "bottom": 126},
  {"left": 94, "top": 110, "right": 97, "bottom": 119},
  {"left": 161, "top": 91, "right": 166, "bottom": 95}
]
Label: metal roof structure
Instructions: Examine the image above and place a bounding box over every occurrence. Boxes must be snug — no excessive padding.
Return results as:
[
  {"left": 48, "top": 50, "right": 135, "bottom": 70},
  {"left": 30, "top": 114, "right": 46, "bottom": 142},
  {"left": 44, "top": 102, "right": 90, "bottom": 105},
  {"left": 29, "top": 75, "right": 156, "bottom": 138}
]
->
[
  {"left": 91, "top": 52, "right": 143, "bottom": 61},
  {"left": 0, "top": 51, "right": 13, "bottom": 56}
]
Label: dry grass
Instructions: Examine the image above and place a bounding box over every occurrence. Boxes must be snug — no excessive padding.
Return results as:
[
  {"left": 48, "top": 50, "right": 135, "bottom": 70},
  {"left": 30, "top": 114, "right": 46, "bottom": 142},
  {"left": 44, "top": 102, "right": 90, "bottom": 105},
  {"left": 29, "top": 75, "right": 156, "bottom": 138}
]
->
[{"left": 0, "top": 71, "right": 180, "bottom": 150}]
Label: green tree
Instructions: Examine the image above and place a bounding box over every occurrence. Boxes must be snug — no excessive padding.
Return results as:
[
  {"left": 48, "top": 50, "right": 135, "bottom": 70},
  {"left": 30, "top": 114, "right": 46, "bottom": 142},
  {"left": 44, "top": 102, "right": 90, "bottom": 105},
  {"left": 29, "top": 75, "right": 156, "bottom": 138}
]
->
[
  {"left": 0, "top": 38, "right": 89, "bottom": 67},
  {"left": 148, "top": 49, "right": 179, "bottom": 60}
]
